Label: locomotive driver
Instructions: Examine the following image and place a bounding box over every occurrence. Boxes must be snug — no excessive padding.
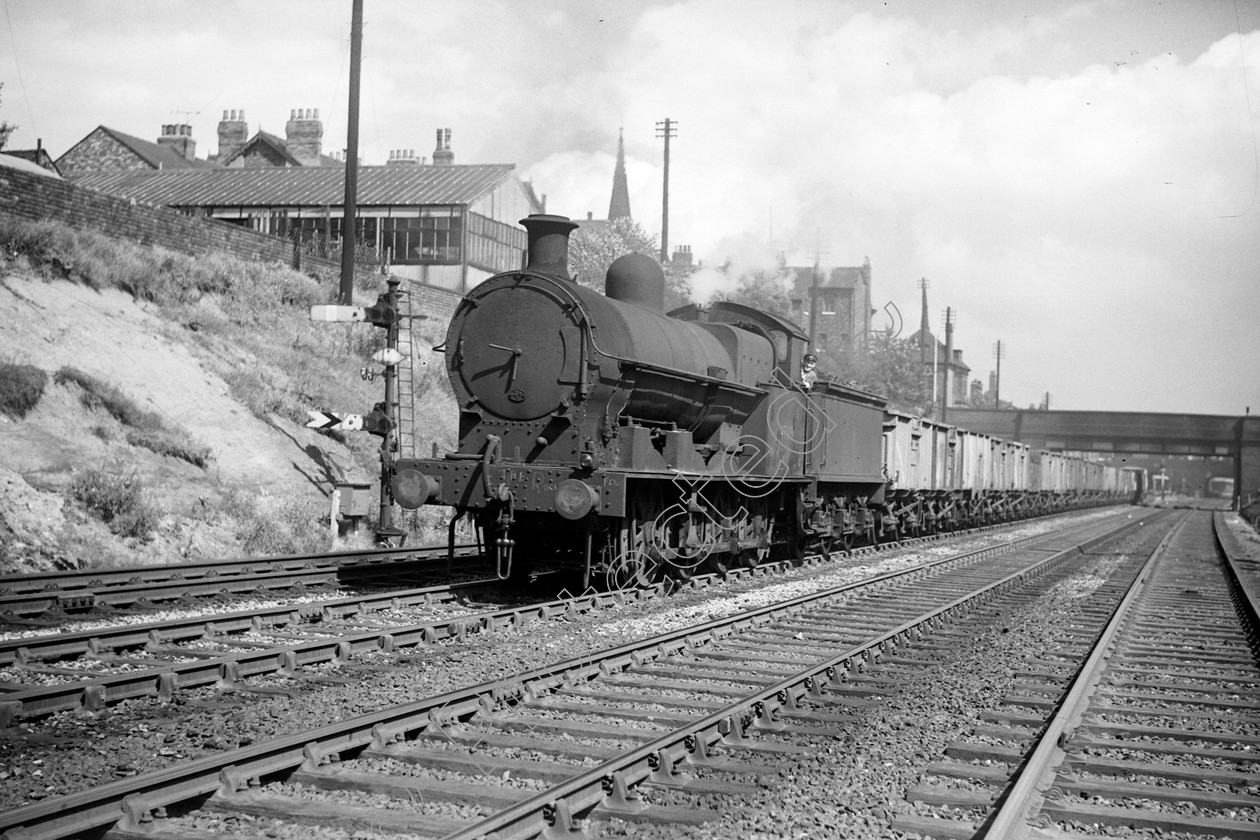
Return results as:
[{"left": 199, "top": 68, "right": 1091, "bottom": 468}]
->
[{"left": 800, "top": 353, "right": 819, "bottom": 390}]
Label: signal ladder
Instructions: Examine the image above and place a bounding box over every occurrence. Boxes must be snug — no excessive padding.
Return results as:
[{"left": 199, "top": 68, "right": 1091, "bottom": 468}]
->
[{"left": 394, "top": 286, "right": 418, "bottom": 460}]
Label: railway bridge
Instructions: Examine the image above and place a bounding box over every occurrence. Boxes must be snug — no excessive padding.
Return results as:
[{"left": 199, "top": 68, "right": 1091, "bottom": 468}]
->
[{"left": 948, "top": 409, "right": 1260, "bottom": 508}]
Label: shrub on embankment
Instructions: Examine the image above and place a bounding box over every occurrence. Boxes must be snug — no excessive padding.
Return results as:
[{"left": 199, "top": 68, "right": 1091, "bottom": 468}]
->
[
  {"left": 0, "top": 360, "right": 47, "bottom": 419},
  {"left": 53, "top": 367, "right": 213, "bottom": 468}
]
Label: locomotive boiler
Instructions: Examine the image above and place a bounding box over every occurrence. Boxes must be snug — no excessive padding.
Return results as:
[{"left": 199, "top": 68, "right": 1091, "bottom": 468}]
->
[{"left": 391, "top": 214, "right": 887, "bottom": 587}]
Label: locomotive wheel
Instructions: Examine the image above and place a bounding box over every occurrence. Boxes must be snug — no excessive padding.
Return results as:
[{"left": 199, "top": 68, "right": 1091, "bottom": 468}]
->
[
  {"left": 605, "top": 494, "right": 666, "bottom": 589},
  {"left": 740, "top": 534, "right": 773, "bottom": 568}
]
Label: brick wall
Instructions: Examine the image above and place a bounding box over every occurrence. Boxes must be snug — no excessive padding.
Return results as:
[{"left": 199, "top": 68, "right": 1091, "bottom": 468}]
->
[
  {"left": 0, "top": 165, "right": 469, "bottom": 313},
  {"left": 1, "top": 164, "right": 315, "bottom": 264},
  {"left": 410, "top": 282, "right": 462, "bottom": 324}
]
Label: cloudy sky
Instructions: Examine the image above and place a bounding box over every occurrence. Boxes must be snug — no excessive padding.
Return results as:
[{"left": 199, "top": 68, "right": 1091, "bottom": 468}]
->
[{"left": 2, "top": 0, "right": 1257, "bottom": 416}]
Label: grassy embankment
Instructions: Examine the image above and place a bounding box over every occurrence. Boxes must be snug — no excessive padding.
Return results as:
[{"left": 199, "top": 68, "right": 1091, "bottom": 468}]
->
[{"left": 0, "top": 215, "right": 456, "bottom": 565}]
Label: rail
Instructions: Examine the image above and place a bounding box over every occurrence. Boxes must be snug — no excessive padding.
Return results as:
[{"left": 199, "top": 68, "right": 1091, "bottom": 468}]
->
[{"left": 0, "top": 512, "right": 1152, "bottom": 839}]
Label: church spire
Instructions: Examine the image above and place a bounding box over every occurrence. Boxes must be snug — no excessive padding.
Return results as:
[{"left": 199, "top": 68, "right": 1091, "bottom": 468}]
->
[{"left": 608, "top": 128, "right": 632, "bottom": 220}]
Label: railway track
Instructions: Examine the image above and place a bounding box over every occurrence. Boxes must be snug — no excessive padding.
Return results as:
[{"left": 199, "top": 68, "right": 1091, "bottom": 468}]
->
[
  {"left": 0, "top": 544, "right": 483, "bottom": 622},
  {"left": 0, "top": 508, "right": 1157, "bottom": 839},
  {"left": 0, "top": 512, "right": 1119, "bottom": 725},
  {"left": 0, "top": 506, "right": 1123, "bottom": 624},
  {"left": 895, "top": 509, "right": 1260, "bottom": 839}
]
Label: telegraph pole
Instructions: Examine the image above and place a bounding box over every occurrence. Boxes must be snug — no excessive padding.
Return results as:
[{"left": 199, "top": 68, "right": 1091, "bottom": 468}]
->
[
  {"left": 339, "top": 0, "right": 363, "bottom": 305},
  {"left": 992, "top": 339, "right": 1005, "bottom": 408},
  {"left": 917, "top": 278, "right": 932, "bottom": 407},
  {"left": 941, "top": 307, "right": 954, "bottom": 423},
  {"left": 656, "top": 118, "right": 677, "bottom": 263},
  {"left": 808, "top": 258, "right": 820, "bottom": 352},
  {"left": 807, "top": 233, "right": 828, "bottom": 351}
]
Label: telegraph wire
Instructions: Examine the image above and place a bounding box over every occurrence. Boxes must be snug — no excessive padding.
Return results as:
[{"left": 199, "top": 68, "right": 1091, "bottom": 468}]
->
[{"left": 1, "top": 0, "right": 37, "bottom": 139}]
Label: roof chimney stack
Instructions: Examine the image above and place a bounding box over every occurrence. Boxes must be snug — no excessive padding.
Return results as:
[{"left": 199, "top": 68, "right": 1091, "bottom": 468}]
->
[
  {"left": 670, "top": 244, "right": 693, "bottom": 270},
  {"left": 285, "top": 107, "right": 324, "bottom": 166},
  {"left": 387, "top": 148, "right": 421, "bottom": 166},
  {"left": 433, "top": 128, "right": 454, "bottom": 165},
  {"left": 216, "top": 109, "right": 247, "bottom": 163},
  {"left": 157, "top": 122, "right": 197, "bottom": 161}
]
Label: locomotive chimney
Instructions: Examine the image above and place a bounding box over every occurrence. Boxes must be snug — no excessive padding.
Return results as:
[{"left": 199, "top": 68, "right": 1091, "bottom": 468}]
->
[
  {"left": 605, "top": 252, "right": 666, "bottom": 311},
  {"left": 520, "top": 214, "right": 578, "bottom": 278}
]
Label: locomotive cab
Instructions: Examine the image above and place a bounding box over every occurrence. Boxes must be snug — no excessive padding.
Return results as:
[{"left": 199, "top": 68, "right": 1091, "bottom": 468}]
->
[{"left": 670, "top": 301, "right": 811, "bottom": 386}]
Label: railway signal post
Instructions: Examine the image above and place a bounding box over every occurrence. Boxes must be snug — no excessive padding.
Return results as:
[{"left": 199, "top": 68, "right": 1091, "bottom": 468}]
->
[{"left": 309, "top": 276, "right": 404, "bottom": 545}]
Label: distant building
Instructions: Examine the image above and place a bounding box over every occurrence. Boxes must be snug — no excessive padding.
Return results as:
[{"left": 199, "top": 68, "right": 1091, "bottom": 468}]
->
[
  {"left": 2, "top": 140, "right": 61, "bottom": 176},
  {"left": 55, "top": 125, "right": 215, "bottom": 178},
  {"left": 0, "top": 152, "right": 62, "bottom": 179},
  {"left": 54, "top": 102, "right": 543, "bottom": 293},
  {"left": 788, "top": 259, "right": 874, "bottom": 354},
  {"left": 670, "top": 245, "right": 693, "bottom": 272},
  {"left": 73, "top": 145, "right": 542, "bottom": 292},
  {"left": 906, "top": 283, "right": 971, "bottom": 409},
  {"left": 56, "top": 108, "right": 347, "bottom": 178}
]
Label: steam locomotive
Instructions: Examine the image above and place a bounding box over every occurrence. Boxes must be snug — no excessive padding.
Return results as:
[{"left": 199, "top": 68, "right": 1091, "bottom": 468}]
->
[{"left": 391, "top": 215, "right": 1127, "bottom": 588}]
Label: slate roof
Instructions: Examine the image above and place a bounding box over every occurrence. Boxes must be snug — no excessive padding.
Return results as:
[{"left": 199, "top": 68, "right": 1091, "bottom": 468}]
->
[
  {"left": 65, "top": 126, "right": 215, "bottom": 171},
  {"left": 0, "top": 153, "right": 62, "bottom": 178},
  {"left": 71, "top": 163, "right": 521, "bottom": 208}
]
